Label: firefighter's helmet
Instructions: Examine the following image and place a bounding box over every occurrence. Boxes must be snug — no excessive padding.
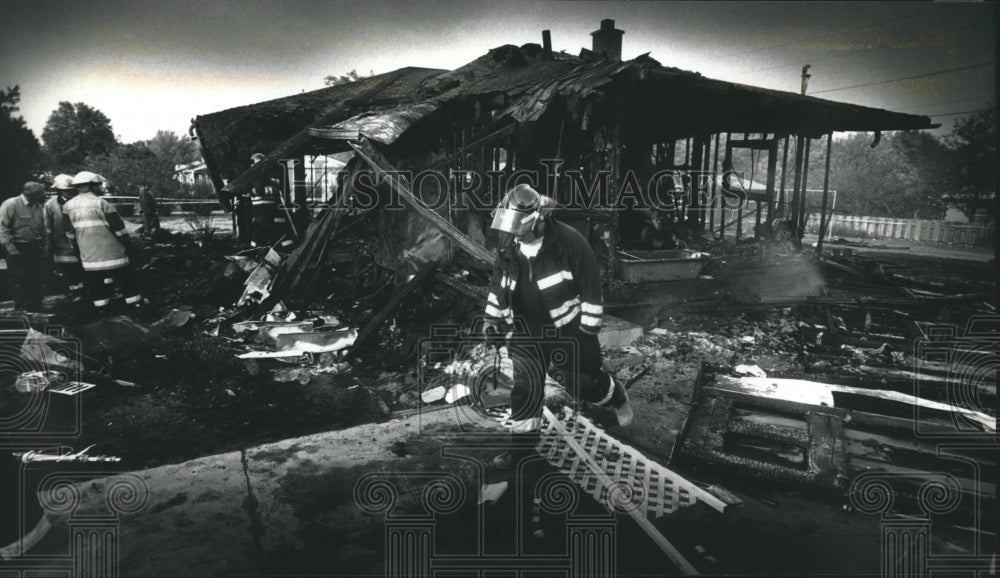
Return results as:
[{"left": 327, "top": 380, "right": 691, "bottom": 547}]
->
[
  {"left": 71, "top": 171, "right": 103, "bottom": 186},
  {"left": 52, "top": 174, "right": 75, "bottom": 190},
  {"left": 490, "top": 184, "right": 556, "bottom": 236}
]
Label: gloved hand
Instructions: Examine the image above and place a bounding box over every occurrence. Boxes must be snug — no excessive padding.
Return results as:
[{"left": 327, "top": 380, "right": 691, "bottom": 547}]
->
[
  {"left": 482, "top": 318, "right": 504, "bottom": 338},
  {"left": 482, "top": 319, "right": 512, "bottom": 350}
]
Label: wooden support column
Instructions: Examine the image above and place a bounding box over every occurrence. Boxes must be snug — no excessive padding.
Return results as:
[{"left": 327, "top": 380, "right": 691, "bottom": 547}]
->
[
  {"left": 293, "top": 156, "right": 308, "bottom": 230},
  {"left": 689, "top": 134, "right": 705, "bottom": 229},
  {"left": 779, "top": 135, "right": 790, "bottom": 217},
  {"left": 709, "top": 133, "right": 720, "bottom": 234},
  {"left": 736, "top": 133, "right": 748, "bottom": 241},
  {"left": 800, "top": 137, "right": 813, "bottom": 236},
  {"left": 719, "top": 133, "right": 731, "bottom": 240},
  {"left": 816, "top": 132, "right": 834, "bottom": 254},
  {"left": 790, "top": 135, "right": 805, "bottom": 237},
  {"left": 764, "top": 137, "right": 778, "bottom": 225},
  {"left": 700, "top": 137, "right": 711, "bottom": 229}
]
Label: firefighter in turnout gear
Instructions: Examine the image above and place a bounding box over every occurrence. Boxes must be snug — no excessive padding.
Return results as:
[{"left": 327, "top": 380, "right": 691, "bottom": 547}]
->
[
  {"left": 63, "top": 171, "right": 142, "bottom": 309},
  {"left": 44, "top": 174, "right": 84, "bottom": 291},
  {"left": 483, "top": 184, "right": 633, "bottom": 470},
  {"left": 247, "top": 152, "right": 282, "bottom": 247}
]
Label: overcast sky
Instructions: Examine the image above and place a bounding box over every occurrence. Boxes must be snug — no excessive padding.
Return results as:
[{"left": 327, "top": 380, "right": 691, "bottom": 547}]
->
[{"left": 2, "top": 0, "right": 995, "bottom": 144}]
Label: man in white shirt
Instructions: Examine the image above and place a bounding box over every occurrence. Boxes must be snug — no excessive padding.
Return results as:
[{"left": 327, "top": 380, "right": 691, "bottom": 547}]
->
[{"left": 0, "top": 182, "right": 49, "bottom": 311}]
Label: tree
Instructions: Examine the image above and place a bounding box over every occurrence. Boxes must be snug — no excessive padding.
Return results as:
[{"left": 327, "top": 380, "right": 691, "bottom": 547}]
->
[
  {"left": 892, "top": 130, "right": 951, "bottom": 217},
  {"left": 146, "top": 129, "right": 198, "bottom": 168},
  {"left": 88, "top": 131, "right": 201, "bottom": 197},
  {"left": 324, "top": 69, "right": 362, "bottom": 87},
  {"left": 944, "top": 107, "right": 996, "bottom": 221},
  {"left": 42, "top": 101, "right": 117, "bottom": 173},
  {"left": 0, "top": 85, "right": 41, "bottom": 198},
  {"left": 146, "top": 130, "right": 200, "bottom": 196},
  {"left": 809, "top": 132, "right": 946, "bottom": 219},
  {"left": 87, "top": 142, "right": 160, "bottom": 195}
]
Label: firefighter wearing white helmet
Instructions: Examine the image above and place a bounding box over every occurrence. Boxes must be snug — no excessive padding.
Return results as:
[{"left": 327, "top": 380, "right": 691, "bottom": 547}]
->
[
  {"left": 483, "top": 183, "right": 633, "bottom": 471},
  {"left": 63, "top": 171, "right": 142, "bottom": 308},
  {"left": 44, "top": 174, "right": 84, "bottom": 290}
]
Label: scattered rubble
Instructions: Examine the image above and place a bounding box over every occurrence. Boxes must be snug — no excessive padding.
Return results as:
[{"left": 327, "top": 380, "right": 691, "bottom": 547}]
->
[{"left": 0, "top": 201, "right": 992, "bottom": 574}]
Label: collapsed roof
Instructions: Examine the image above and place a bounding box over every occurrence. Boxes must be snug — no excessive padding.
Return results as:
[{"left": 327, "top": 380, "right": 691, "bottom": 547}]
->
[
  {"left": 193, "top": 38, "right": 935, "bottom": 196},
  {"left": 192, "top": 66, "right": 446, "bottom": 192}
]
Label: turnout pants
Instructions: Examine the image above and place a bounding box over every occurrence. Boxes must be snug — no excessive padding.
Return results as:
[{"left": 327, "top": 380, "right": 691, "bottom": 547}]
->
[
  {"left": 508, "top": 324, "right": 618, "bottom": 442},
  {"left": 8, "top": 242, "right": 47, "bottom": 310},
  {"left": 53, "top": 260, "right": 84, "bottom": 291},
  {"left": 84, "top": 266, "right": 141, "bottom": 308}
]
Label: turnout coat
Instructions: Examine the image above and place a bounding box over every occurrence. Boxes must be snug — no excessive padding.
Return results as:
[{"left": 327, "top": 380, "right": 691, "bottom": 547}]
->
[{"left": 484, "top": 220, "right": 604, "bottom": 335}]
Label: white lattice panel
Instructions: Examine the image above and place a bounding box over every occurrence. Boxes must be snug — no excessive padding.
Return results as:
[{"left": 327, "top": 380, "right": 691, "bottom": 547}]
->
[{"left": 536, "top": 407, "right": 727, "bottom": 517}]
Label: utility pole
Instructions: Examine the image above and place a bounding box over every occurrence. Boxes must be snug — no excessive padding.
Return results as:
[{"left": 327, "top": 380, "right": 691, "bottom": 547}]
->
[{"left": 791, "top": 64, "right": 812, "bottom": 245}]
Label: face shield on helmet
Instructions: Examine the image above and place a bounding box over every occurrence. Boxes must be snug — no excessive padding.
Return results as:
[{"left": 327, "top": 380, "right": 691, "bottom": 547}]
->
[
  {"left": 490, "top": 184, "right": 554, "bottom": 237},
  {"left": 490, "top": 206, "right": 540, "bottom": 236}
]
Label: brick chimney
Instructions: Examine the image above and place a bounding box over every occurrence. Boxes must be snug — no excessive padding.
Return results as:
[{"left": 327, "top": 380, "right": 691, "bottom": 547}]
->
[{"left": 591, "top": 19, "right": 624, "bottom": 61}]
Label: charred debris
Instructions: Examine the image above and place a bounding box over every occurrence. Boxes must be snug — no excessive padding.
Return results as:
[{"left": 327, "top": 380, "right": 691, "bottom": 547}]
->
[{"left": 157, "top": 23, "right": 994, "bottom": 509}]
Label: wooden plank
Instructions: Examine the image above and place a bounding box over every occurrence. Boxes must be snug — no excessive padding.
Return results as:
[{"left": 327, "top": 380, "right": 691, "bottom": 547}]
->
[{"left": 349, "top": 141, "right": 495, "bottom": 265}]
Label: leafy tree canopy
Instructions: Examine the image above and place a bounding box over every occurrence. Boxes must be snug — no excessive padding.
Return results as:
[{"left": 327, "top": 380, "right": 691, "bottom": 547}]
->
[
  {"left": 42, "top": 101, "right": 117, "bottom": 173},
  {"left": 944, "top": 106, "right": 996, "bottom": 220},
  {"left": 0, "top": 85, "right": 42, "bottom": 198},
  {"left": 146, "top": 129, "right": 199, "bottom": 167}
]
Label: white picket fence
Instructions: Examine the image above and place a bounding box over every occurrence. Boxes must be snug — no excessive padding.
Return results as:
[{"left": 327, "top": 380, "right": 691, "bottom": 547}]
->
[{"left": 806, "top": 213, "right": 995, "bottom": 246}]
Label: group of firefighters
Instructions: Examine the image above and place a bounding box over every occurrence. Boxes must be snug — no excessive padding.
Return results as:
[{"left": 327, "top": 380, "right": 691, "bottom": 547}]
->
[{"left": 0, "top": 172, "right": 143, "bottom": 312}]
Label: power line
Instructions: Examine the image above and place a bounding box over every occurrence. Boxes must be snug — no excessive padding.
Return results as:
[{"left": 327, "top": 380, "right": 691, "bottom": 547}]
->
[
  {"left": 809, "top": 61, "right": 995, "bottom": 95},
  {"left": 930, "top": 108, "right": 994, "bottom": 118},
  {"left": 892, "top": 97, "right": 995, "bottom": 112},
  {"left": 685, "top": 9, "right": 934, "bottom": 65},
  {"left": 727, "top": 20, "right": 985, "bottom": 77}
]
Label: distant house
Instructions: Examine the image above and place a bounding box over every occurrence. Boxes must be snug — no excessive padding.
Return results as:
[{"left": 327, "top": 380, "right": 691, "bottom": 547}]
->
[{"left": 174, "top": 160, "right": 209, "bottom": 186}]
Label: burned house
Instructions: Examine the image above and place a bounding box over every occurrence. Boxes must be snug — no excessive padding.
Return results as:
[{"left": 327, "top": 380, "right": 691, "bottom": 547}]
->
[{"left": 193, "top": 19, "right": 935, "bottom": 290}]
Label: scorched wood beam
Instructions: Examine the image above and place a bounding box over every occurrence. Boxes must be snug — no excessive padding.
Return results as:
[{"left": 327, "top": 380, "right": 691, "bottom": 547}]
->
[{"left": 348, "top": 141, "right": 496, "bottom": 266}]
